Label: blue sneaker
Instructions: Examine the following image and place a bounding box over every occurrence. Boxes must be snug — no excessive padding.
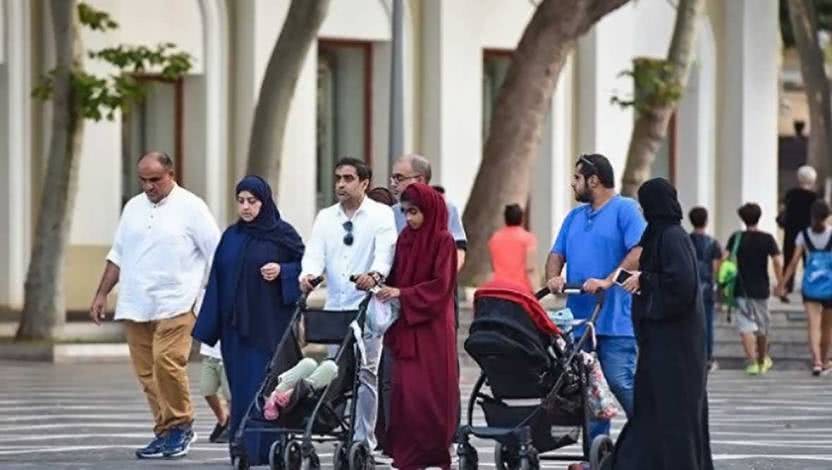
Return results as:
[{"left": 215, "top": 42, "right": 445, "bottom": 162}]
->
[
  {"left": 161, "top": 426, "right": 197, "bottom": 459},
  {"left": 135, "top": 433, "right": 167, "bottom": 459}
]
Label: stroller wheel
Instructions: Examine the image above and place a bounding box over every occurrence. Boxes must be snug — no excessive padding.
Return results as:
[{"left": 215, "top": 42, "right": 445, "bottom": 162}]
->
[
  {"left": 589, "top": 435, "right": 614, "bottom": 470},
  {"left": 348, "top": 441, "right": 374, "bottom": 470},
  {"left": 457, "top": 443, "right": 478, "bottom": 470},
  {"left": 301, "top": 451, "right": 321, "bottom": 470},
  {"left": 269, "top": 440, "right": 284, "bottom": 470},
  {"left": 283, "top": 440, "right": 302, "bottom": 470},
  {"left": 494, "top": 444, "right": 519, "bottom": 470},
  {"left": 519, "top": 447, "right": 539, "bottom": 470},
  {"left": 332, "top": 442, "right": 348, "bottom": 470}
]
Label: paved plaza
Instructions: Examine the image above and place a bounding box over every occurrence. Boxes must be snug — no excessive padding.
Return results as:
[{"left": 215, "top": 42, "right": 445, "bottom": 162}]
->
[{"left": 0, "top": 357, "right": 830, "bottom": 470}]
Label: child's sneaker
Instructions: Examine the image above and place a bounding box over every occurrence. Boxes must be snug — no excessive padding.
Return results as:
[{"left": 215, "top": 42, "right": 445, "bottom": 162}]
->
[
  {"left": 209, "top": 420, "right": 228, "bottom": 443},
  {"left": 135, "top": 433, "right": 167, "bottom": 459},
  {"left": 761, "top": 356, "right": 773, "bottom": 374}
]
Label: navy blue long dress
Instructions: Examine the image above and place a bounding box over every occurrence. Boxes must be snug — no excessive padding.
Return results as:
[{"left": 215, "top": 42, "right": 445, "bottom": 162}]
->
[{"left": 193, "top": 176, "right": 303, "bottom": 465}]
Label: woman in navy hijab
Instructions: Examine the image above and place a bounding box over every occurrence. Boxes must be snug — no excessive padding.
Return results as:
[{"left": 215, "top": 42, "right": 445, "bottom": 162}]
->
[{"left": 193, "top": 175, "right": 304, "bottom": 465}]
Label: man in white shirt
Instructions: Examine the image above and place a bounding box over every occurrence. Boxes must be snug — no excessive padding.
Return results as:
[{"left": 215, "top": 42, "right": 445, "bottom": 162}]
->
[
  {"left": 90, "top": 152, "right": 220, "bottom": 460},
  {"left": 299, "top": 157, "right": 397, "bottom": 453}
]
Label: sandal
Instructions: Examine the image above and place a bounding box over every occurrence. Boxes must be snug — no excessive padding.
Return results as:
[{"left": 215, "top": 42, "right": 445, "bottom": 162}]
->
[{"left": 812, "top": 365, "right": 822, "bottom": 376}]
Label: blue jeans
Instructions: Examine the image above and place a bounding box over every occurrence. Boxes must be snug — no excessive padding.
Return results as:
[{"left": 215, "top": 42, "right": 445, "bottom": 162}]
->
[
  {"left": 703, "top": 299, "right": 714, "bottom": 361},
  {"left": 589, "top": 335, "right": 637, "bottom": 440}
]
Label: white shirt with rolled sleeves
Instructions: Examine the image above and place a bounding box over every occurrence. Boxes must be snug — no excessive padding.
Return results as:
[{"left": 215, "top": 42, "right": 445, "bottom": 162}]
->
[
  {"left": 300, "top": 197, "right": 397, "bottom": 311},
  {"left": 106, "top": 184, "right": 221, "bottom": 322}
]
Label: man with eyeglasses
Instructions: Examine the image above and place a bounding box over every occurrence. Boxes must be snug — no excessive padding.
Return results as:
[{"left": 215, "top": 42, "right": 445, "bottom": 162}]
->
[
  {"left": 545, "top": 153, "right": 646, "bottom": 444},
  {"left": 390, "top": 154, "right": 468, "bottom": 267},
  {"left": 299, "top": 157, "right": 397, "bottom": 454}
]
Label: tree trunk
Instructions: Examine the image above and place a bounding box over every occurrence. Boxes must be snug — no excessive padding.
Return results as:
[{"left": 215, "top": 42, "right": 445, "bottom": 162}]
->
[
  {"left": 460, "top": 0, "right": 630, "bottom": 286},
  {"left": 620, "top": 0, "right": 704, "bottom": 197},
  {"left": 787, "top": 0, "right": 832, "bottom": 188},
  {"left": 246, "top": 0, "right": 331, "bottom": 192},
  {"left": 16, "top": 0, "right": 84, "bottom": 341}
]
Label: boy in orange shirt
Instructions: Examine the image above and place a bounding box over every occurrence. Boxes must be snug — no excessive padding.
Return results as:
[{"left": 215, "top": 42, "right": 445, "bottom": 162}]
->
[{"left": 488, "top": 204, "right": 538, "bottom": 292}]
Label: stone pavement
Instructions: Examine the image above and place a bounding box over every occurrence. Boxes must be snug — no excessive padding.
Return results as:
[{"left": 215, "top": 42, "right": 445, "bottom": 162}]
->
[{"left": 0, "top": 359, "right": 830, "bottom": 470}]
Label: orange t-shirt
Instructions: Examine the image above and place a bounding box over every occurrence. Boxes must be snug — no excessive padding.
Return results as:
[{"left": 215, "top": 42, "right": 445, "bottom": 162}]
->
[{"left": 488, "top": 226, "right": 537, "bottom": 291}]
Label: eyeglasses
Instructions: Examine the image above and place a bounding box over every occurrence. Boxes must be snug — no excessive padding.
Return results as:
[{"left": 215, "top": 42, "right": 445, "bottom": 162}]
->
[
  {"left": 342, "top": 221, "right": 354, "bottom": 246},
  {"left": 390, "top": 173, "right": 421, "bottom": 184}
]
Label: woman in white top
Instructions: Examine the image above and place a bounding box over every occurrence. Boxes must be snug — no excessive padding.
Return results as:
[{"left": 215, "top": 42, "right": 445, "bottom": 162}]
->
[{"left": 777, "top": 200, "right": 832, "bottom": 376}]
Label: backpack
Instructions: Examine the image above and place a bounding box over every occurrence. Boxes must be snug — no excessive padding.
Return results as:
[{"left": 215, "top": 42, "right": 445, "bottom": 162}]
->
[
  {"left": 801, "top": 228, "right": 832, "bottom": 300},
  {"left": 691, "top": 234, "right": 716, "bottom": 300},
  {"left": 717, "top": 231, "right": 743, "bottom": 308}
]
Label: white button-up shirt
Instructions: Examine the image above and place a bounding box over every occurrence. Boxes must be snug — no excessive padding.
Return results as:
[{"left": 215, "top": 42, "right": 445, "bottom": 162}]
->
[
  {"left": 300, "top": 197, "right": 397, "bottom": 311},
  {"left": 107, "top": 184, "right": 221, "bottom": 322}
]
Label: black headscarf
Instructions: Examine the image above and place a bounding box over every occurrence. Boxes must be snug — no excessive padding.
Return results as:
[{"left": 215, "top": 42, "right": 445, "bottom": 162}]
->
[{"left": 637, "top": 177, "right": 683, "bottom": 248}]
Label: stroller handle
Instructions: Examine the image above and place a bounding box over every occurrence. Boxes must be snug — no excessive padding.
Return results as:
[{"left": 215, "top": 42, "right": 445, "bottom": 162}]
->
[{"left": 534, "top": 283, "right": 587, "bottom": 299}]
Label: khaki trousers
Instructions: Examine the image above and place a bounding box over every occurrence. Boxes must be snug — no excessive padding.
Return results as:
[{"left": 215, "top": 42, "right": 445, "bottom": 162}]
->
[{"left": 125, "top": 312, "right": 195, "bottom": 435}]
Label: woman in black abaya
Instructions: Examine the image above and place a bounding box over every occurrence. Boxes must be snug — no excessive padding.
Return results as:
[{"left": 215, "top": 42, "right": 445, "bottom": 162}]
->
[{"left": 607, "top": 178, "right": 713, "bottom": 470}]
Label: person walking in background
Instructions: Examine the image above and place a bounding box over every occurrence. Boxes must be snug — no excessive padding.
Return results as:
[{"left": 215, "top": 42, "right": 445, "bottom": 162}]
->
[
  {"left": 367, "top": 187, "right": 397, "bottom": 206},
  {"left": 545, "top": 154, "right": 646, "bottom": 442},
  {"left": 199, "top": 341, "right": 230, "bottom": 444},
  {"left": 777, "top": 199, "right": 832, "bottom": 376},
  {"left": 779, "top": 165, "right": 819, "bottom": 302},
  {"left": 610, "top": 178, "right": 714, "bottom": 470},
  {"left": 299, "top": 158, "right": 398, "bottom": 454},
  {"left": 488, "top": 204, "right": 538, "bottom": 292},
  {"left": 90, "top": 152, "right": 220, "bottom": 459},
  {"left": 689, "top": 207, "right": 723, "bottom": 372},
  {"left": 727, "top": 203, "right": 784, "bottom": 376},
  {"left": 192, "top": 175, "right": 305, "bottom": 465},
  {"left": 376, "top": 183, "right": 459, "bottom": 470}
]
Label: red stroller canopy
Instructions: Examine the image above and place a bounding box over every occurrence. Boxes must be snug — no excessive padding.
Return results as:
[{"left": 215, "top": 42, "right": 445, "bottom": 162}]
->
[{"left": 474, "top": 279, "right": 560, "bottom": 336}]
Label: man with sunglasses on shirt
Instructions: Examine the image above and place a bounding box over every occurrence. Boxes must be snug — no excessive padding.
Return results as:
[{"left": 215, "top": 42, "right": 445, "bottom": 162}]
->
[
  {"left": 299, "top": 157, "right": 398, "bottom": 456},
  {"left": 545, "top": 154, "right": 646, "bottom": 446}
]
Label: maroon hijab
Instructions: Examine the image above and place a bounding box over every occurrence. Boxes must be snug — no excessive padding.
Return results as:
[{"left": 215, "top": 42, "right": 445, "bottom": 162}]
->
[{"left": 391, "top": 183, "right": 450, "bottom": 288}]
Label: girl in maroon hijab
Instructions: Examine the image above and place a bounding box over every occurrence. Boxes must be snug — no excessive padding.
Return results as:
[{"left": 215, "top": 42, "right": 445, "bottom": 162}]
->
[{"left": 375, "top": 183, "right": 459, "bottom": 470}]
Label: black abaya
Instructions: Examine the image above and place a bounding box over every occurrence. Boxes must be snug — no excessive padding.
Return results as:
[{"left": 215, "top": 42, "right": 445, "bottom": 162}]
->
[{"left": 609, "top": 178, "right": 713, "bottom": 470}]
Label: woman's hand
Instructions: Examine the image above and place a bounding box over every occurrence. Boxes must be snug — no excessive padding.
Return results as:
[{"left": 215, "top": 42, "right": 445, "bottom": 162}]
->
[
  {"left": 773, "top": 283, "right": 786, "bottom": 298},
  {"left": 260, "top": 262, "right": 281, "bottom": 282},
  {"left": 375, "top": 287, "right": 400, "bottom": 302},
  {"left": 621, "top": 271, "right": 641, "bottom": 294}
]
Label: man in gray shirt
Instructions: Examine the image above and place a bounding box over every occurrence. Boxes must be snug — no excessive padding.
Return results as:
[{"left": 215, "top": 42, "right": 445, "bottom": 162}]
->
[{"left": 390, "top": 154, "right": 468, "bottom": 265}]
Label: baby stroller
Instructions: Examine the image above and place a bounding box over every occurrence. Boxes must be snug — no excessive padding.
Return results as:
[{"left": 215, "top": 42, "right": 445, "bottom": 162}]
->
[
  {"left": 456, "top": 281, "right": 614, "bottom": 470},
  {"left": 230, "top": 279, "right": 376, "bottom": 470}
]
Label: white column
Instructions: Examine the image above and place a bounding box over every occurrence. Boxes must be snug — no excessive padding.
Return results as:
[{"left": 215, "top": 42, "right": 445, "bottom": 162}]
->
[
  {"left": 420, "top": 0, "right": 482, "bottom": 208},
  {"left": 716, "top": 0, "right": 779, "bottom": 241},
  {"left": 676, "top": 17, "right": 717, "bottom": 225},
  {"left": 198, "top": 0, "right": 230, "bottom": 224},
  {"left": 531, "top": 55, "right": 575, "bottom": 264},
  {"left": 0, "top": 0, "right": 32, "bottom": 310},
  {"left": 576, "top": 3, "right": 635, "bottom": 177}
]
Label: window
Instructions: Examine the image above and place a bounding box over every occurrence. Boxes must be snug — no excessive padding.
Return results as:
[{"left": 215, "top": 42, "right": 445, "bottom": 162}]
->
[
  {"left": 482, "top": 51, "right": 512, "bottom": 142},
  {"left": 121, "top": 76, "right": 183, "bottom": 206},
  {"left": 316, "top": 40, "right": 372, "bottom": 209}
]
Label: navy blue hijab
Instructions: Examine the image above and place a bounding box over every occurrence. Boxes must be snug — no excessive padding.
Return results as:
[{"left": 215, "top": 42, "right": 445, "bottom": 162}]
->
[
  {"left": 232, "top": 176, "right": 304, "bottom": 351},
  {"left": 235, "top": 175, "right": 305, "bottom": 256}
]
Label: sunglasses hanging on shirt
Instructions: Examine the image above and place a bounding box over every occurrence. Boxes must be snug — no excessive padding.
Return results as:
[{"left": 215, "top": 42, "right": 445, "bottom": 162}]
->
[{"left": 342, "top": 221, "right": 354, "bottom": 246}]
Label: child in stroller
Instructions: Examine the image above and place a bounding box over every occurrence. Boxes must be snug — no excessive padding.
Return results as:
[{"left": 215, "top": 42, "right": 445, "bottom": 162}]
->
[
  {"left": 456, "top": 279, "right": 615, "bottom": 470},
  {"left": 229, "top": 279, "right": 378, "bottom": 470}
]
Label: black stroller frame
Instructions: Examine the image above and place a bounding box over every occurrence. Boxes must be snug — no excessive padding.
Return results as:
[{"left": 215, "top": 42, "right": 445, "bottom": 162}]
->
[
  {"left": 230, "top": 282, "right": 376, "bottom": 470},
  {"left": 456, "top": 285, "right": 615, "bottom": 470}
]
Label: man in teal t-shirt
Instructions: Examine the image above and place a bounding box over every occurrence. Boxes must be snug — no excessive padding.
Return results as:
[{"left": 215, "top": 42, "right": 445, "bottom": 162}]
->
[{"left": 545, "top": 154, "right": 646, "bottom": 441}]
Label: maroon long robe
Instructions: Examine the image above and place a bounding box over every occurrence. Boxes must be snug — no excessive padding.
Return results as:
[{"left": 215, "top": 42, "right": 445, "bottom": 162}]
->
[{"left": 384, "top": 183, "right": 459, "bottom": 470}]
